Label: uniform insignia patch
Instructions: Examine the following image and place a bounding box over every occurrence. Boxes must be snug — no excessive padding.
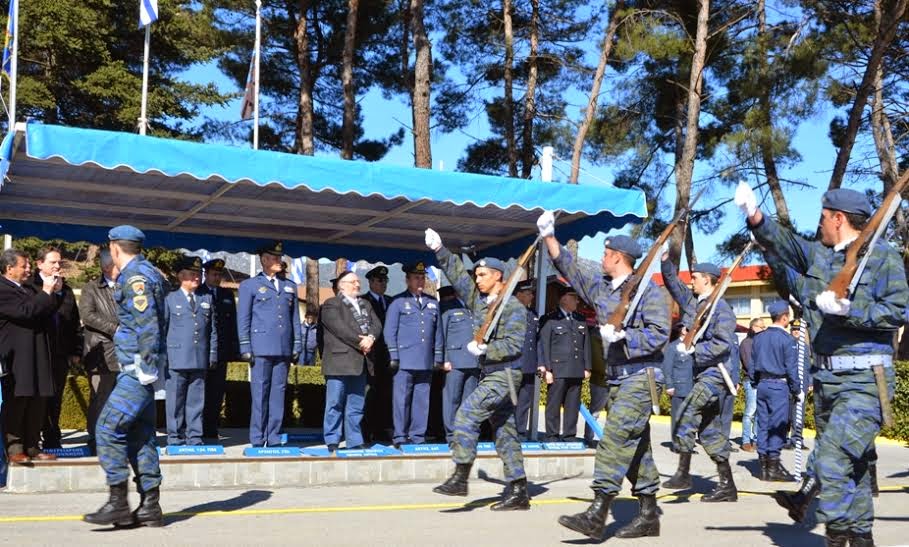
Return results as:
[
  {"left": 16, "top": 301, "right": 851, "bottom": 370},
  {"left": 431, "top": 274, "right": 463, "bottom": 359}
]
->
[
  {"left": 404, "top": 303, "right": 411, "bottom": 310},
  {"left": 131, "top": 280, "right": 146, "bottom": 295},
  {"left": 258, "top": 286, "right": 268, "bottom": 294},
  {"left": 133, "top": 295, "right": 148, "bottom": 312},
  {"left": 201, "top": 302, "right": 211, "bottom": 309},
  {"left": 223, "top": 298, "right": 233, "bottom": 304},
  {"left": 428, "top": 302, "right": 437, "bottom": 309},
  {"left": 283, "top": 286, "right": 293, "bottom": 293}
]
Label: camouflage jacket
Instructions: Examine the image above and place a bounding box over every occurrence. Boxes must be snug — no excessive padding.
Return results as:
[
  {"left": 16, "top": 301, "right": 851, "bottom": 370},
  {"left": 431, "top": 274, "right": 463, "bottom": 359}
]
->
[
  {"left": 435, "top": 247, "right": 526, "bottom": 372},
  {"left": 552, "top": 245, "right": 670, "bottom": 376},
  {"left": 661, "top": 259, "right": 740, "bottom": 379},
  {"left": 751, "top": 216, "right": 908, "bottom": 357},
  {"left": 113, "top": 255, "right": 168, "bottom": 370}
]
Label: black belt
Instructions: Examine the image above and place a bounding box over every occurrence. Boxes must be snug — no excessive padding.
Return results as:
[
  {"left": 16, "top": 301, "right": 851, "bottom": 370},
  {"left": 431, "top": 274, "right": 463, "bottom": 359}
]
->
[
  {"left": 607, "top": 361, "right": 660, "bottom": 378},
  {"left": 758, "top": 373, "right": 785, "bottom": 380}
]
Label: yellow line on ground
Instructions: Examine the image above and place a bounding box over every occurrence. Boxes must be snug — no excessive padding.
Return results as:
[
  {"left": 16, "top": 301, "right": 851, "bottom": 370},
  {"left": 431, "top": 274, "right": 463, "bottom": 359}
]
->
[{"left": 0, "top": 485, "right": 905, "bottom": 524}]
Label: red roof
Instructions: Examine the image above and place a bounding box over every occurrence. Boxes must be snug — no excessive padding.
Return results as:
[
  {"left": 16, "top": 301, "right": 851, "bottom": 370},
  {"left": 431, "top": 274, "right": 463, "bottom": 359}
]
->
[{"left": 651, "top": 264, "right": 773, "bottom": 286}]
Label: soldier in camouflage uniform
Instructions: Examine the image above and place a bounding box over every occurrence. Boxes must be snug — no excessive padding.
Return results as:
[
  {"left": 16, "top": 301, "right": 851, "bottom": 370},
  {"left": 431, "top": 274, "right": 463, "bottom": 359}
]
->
[
  {"left": 84, "top": 226, "right": 167, "bottom": 528},
  {"left": 537, "top": 212, "right": 671, "bottom": 541},
  {"left": 660, "top": 257, "right": 740, "bottom": 503},
  {"left": 424, "top": 228, "right": 530, "bottom": 511},
  {"left": 735, "top": 183, "right": 908, "bottom": 547}
]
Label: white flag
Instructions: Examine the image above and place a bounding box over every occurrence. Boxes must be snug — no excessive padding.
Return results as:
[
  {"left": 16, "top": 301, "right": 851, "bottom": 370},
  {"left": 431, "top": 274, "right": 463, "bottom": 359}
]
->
[{"left": 139, "top": 0, "right": 159, "bottom": 28}]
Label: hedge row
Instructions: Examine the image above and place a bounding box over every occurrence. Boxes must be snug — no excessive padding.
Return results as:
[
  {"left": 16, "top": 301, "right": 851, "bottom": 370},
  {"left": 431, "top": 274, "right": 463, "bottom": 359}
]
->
[{"left": 58, "top": 361, "right": 909, "bottom": 443}]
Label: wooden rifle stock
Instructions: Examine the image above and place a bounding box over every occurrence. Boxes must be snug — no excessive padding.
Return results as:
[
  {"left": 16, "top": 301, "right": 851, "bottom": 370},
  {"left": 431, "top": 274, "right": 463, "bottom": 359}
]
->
[
  {"left": 827, "top": 168, "right": 909, "bottom": 299},
  {"left": 474, "top": 238, "right": 538, "bottom": 344}
]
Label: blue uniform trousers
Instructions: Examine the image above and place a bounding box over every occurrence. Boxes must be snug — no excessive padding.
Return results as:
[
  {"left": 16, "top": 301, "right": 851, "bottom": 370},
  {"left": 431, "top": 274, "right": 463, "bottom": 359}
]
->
[
  {"left": 323, "top": 373, "right": 367, "bottom": 447},
  {"left": 96, "top": 372, "right": 161, "bottom": 492},
  {"left": 756, "top": 380, "right": 790, "bottom": 458},
  {"left": 202, "top": 362, "right": 228, "bottom": 438},
  {"left": 442, "top": 368, "right": 480, "bottom": 442},
  {"left": 165, "top": 369, "right": 206, "bottom": 446},
  {"left": 393, "top": 369, "right": 432, "bottom": 444},
  {"left": 742, "top": 381, "right": 758, "bottom": 445},
  {"left": 669, "top": 395, "right": 686, "bottom": 451},
  {"left": 545, "top": 377, "right": 582, "bottom": 441},
  {"left": 249, "top": 356, "right": 289, "bottom": 446},
  {"left": 515, "top": 373, "right": 536, "bottom": 438},
  {"left": 584, "top": 383, "right": 609, "bottom": 445}
]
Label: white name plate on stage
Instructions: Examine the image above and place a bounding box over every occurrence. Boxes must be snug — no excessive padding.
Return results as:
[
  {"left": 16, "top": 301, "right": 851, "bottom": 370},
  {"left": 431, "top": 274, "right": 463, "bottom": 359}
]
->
[
  {"left": 400, "top": 444, "right": 449, "bottom": 454},
  {"left": 164, "top": 445, "right": 224, "bottom": 456},
  {"left": 44, "top": 446, "right": 92, "bottom": 458},
  {"left": 543, "top": 442, "right": 585, "bottom": 451},
  {"left": 243, "top": 447, "right": 302, "bottom": 457}
]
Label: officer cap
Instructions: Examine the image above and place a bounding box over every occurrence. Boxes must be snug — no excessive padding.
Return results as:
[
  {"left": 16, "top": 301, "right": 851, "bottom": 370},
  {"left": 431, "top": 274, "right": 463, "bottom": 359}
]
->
[
  {"left": 766, "top": 300, "right": 790, "bottom": 317},
  {"left": 365, "top": 265, "right": 389, "bottom": 280},
  {"left": 177, "top": 255, "right": 203, "bottom": 273},
  {"left": 821, "top": 188, "right": 872, "bottom": 217},
  {"left": 790, "top": 319, "right": 804, "bottom": 330},
  {"left": 604, "top": 235, "right": 642, "bottom": 260},
  {"left": 108, "top": 225, "right": 145, "bottom": 243},
  {"left": 557, "top": 284, "right": 578, "bottom": 298},
  {"left": 336, "top": 270, "right": 358, "bottom": 284},
  {"left": 203, "top": 258, "right": 225, "bottom": 272},
  {"left": 403, "top": 261, "right": 428, "bottom": 275},
  {"left": 476, "top": 257, "right": 507, "bottom": 274},
  {"left": 515, "top": 279, "right": 536, "bottom": 292},
  {"left": 257, "top": 241, "right": 284, "bottom": 257},
  {"left": 692, "top": 262, "right": 722, "bottom": 278},
  {"left": 438, "top": 286, "right": 456, "bottom": 299}
]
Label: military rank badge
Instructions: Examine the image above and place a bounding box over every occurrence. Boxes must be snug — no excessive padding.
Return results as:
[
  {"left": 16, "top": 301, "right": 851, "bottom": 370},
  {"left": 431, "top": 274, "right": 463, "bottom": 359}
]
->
[
  {"left": 133, "top": 295, "right": 148, "bottom": 312},
  {"left": 258, "top": 286, "right": 268, "bottom": 294}
]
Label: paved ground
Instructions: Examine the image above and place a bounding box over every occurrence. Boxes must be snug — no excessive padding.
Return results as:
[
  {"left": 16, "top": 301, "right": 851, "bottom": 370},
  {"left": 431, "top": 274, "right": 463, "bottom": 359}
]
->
[{"left": 2, "top": 420, "right": 907, "bottom": 546}]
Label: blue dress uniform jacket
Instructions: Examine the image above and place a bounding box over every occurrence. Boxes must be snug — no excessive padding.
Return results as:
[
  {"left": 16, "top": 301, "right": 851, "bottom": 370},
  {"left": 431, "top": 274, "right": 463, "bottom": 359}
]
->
[
  {"left": 537, "top": 310, "right": 592, "bottom": 379},
  {"left": 237, "top": 273, "right": 302, "bottom": 358},
  {"left": 164, "top": 290, "right": 218, "bottom": 371},
  {"left": 383, "top": 292, "right": 443, "bottom": 369},
  {"left": 440, "top": 301, "right": 479, "bottom": 369},
  {"left": 516, "top": 308, "right": 539, "bottom": 374},
  {"left": 748, "top": 326, "right": 799, "bottom": 391}
]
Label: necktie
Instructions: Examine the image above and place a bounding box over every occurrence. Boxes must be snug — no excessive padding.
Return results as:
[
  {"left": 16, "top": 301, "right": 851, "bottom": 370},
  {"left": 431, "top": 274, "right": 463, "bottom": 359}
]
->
[
  {"left": 274, "top": 279, "right": 280, "bottom": 292},
  {"left": 189, "top": 293, "right": 196, "bottom": 312},
  {"left": 417, "top": 295, "right": 422, "bottom": 307}
]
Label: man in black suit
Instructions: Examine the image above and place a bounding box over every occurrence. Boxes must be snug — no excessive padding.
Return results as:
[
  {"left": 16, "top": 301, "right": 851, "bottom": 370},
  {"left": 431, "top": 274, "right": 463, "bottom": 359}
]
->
[
  {"left": 320, "top": 270, "right": 382, "bottom": 451},
  {"left": 362, "top": 265, "right": 394, "bottom": 443},
  {"left": 0, "top": 248, "right": 61, "bottom": 463}
]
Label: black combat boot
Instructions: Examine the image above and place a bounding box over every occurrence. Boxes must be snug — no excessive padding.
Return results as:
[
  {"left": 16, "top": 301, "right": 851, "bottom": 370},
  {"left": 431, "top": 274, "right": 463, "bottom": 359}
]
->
[
  {"left": 432, "top": 463, "right": 471, "bottom": 496},
  {"left": 662, "top": 452, "right": 693, "bottom": 489},
  {"left": 765, "top": 457, "right": 796, "bottom": 482},
  {"left": 758, "top": 454, "right": 768, "bottom": 481},
  {"left": 702, "top": 460, "right": 738, "bottom": 502},
  {"left": 869, "top": 463, "right": 879, "bottom": 497},
  {"left": 490, "top": 478, "right": 531, "bottom": 511},
  {"left": 557, "top": 491, "right": 615, "bottom": 540},
  {"left": 83, "top": 482, "right": 133, "bottom": 526},
  {"left": 773, "top": 474, "right": 819, "bottom": 523},
  {"left": 850, "top": 531, "right": 875, "bottom": 547},
  {"left": 131, "top": 486, "right": 164, "bottom": 527},
  {"left": 824, "top": 528, "right": 850, "bottom": 547},
  {"left": 615, "top": 494, "right": 660, "bottom": 538}
]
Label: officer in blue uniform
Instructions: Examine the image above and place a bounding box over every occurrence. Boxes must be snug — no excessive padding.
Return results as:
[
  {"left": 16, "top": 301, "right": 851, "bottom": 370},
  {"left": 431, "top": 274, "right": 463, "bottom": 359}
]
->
[
  {"left": 164, "top": 256, "right": 218, "bottom": 447},
  {"left": 748, "top": 300, "right": 799, "bottom": 482},
  {"left": 237, "top": 241, "right": 302, "bottom": 447},
  {"left": 383, "top": 261, "right": 443, "bottom": 446},
  {"left": 362, "top": 265, "right": 395, "bottom": 443},
  {"left": 513, "top": 279, "right": 540, "bottom": 440},
  {"left": 438, "top": 285, "right": 480, "bottom": 444},
  {"left": 200, "top": 258, "right": 239, "bottom": 440},
  {"left": 84, "top": 225, "right": 166, "bottom": 528},
  {"left": 661, "top": 322, "right": 693, "bottom": 453}
]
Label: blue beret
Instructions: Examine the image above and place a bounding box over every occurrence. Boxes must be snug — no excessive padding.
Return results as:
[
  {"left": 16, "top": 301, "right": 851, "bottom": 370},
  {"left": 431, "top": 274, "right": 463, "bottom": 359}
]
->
[
  {"left": 403, "top": 261, "right": 427, "bottom": 275},
  {"left": 692, "top": 262, "right": 721, "bottom": 278},
  {"left": 603, "top": 235, "right": 642, "bottom": 260},
  {"left": 177, "top": 255, "right": 203, "bottom": 273},
  {"left": 108, "top": 225, "right": 145, "bottom": 243},
  {"left": 476, "top": 257, "right": 507, "bottom": 273},
  {"left": 766, "top": 300, "right": 790, "bottom": 317},
  {"left": 821, "top": 188, "right": 872, "bottom": 217}
]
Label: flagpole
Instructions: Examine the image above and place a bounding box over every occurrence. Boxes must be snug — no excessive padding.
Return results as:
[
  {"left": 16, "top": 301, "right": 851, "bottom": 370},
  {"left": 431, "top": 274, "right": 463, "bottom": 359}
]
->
[
  {"left": 253, "top": 0, "right": 261, "bottom": 150},
  {"left": 8, "top": 0, "right": 18, "bottom": 127},
  {"left": 139, "top": 23, "right": 151, "bottom": 135}
]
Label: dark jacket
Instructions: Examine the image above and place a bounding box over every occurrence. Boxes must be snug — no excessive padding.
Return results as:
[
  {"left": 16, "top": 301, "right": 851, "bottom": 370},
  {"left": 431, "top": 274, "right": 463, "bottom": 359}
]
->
[
  {"left": 79, "top": 275, "right": 120, "bottom": 373},
  {"left": 0, "top": 276, "right": 59, "bottom": 396},
  {"left": 661, "top": 340, "right": 694, "bottom": 397},
  {"left": 200, "top": 284, "right": 240, "bottom": 362},
  {"left": 31, "top": 272, "right": 82, "bottom": 365},
  {"left": 362, "top": 291, "right": 394, "bottom": 367},
  {"left": 516, "top": 307, "right": 540, "bottom": 374},
  {"left": 320, "top": 294, "right": 382, "bottom": 376},
  {"left": 440, "top": 301, "right": 479, "bottom": 370},
  {"left": 537, "top": 310, "right": 592, "bottom": 379}
]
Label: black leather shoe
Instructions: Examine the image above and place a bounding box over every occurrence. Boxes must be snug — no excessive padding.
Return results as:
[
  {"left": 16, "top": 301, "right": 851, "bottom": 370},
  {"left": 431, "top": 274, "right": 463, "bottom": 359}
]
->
[
  {"left": 766, "top": 457, "right": 796, "bottom": 482},
  {"left": 433, "top": 463, "right": 471, "bottom": 496},
  {"left": 558, "top": 491, "right": 615, "bottom": 540},
  {"left": 83, "top": 483, "right": 133, "bottom": 526},
  {"left": 702, "top": 460, "right": 737, "bottom": 502},
  {"left": 773, "top": 475, "right": 819, "bottom": 523},
  {"left": 327, "top": 444, "right": 339, "bottom": 453},
  {"left": 490, "top": 478, "right": 530, "bottom": 511}
]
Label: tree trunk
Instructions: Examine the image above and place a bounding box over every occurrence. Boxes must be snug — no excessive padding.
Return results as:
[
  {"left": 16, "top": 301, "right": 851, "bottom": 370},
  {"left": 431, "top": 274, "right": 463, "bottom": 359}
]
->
[
  {"left": 669, "top": 0, "right": 709, "bottom": 267},
  {"left": 341, "top": 0, "right": 359, "bottom": 160},
  {"left": 410, "top": 0, "right": 432, "bottom": 168},
  {"left": 520, "top": 0, "right": 540, "bottom": 179},
  {"left": 336, "top": 259, "right": 348, "bottom": 276},
  {"left": 827, "top": 0, "right": 907, "bottom": 190},
  {"left": 294, "top": 0, "right": 315, "bottom": 155},
  {"left": 305, "top": 258, "right": 320, "bottom": 310},
  {"left": 570, "top": 1, "right": 624, "bottom": 184},
  {"left": 503, "top": 0, "right": 517, "bottom": 177}
]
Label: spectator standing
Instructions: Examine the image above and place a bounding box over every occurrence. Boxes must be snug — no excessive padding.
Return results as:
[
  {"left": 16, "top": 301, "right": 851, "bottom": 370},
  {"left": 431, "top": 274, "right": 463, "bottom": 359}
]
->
[
  {"left": 200, "top": 258, "right": 239, "bottom": 441},
  {"left": 513, "top": 280, "right": 540, "bottom": 440},
  {"left": 300, "top": 308, "right": 319, "bottom": 366},
  {"left": 438, "top": 285, "right": 480, "bottom": 445},
  {"left": 661, "top": 322, "right": 693, "bottom": 453},
  {"left": 739, "top": 317, "right": 766, "bottom": 452},
  {"left": 362, "top": 265, "right": 394, "bottom": 443}
]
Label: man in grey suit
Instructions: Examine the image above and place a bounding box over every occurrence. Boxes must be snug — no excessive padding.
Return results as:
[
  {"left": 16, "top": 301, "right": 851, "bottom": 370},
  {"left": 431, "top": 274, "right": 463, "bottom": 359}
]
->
[
  {"left": 320, "top": 270, "right": 382, "bottom": 452},
  {"left": 163, "top": 256, "right": 218, "bottom": 446}
]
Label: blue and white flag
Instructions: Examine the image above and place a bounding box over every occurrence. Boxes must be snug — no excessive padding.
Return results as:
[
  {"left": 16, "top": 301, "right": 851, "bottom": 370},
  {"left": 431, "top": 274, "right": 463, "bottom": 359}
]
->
[
  {"left": 291, "top": 258, "right": 305, "bottom": 285},
  {"left": 2, "top": 0, "right": 16, "bottom": 76},
  {"left": 139, "top": 0, "right": 158, "bottom": 28}
]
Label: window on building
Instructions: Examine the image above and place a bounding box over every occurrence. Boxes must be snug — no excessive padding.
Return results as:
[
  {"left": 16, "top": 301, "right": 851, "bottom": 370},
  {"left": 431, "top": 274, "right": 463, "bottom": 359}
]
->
[
  {"left": 727, "top": 296, "right": 752, "bottom": 316},
  {"left": 759, "top": 294, "right": 781, "bottom": 314}
]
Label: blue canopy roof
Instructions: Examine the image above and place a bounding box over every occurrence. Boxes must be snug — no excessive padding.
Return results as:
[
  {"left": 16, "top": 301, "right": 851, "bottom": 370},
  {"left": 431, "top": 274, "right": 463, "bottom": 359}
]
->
[{"left": 0, "top": 122, "right": 646, "bottom": 263}]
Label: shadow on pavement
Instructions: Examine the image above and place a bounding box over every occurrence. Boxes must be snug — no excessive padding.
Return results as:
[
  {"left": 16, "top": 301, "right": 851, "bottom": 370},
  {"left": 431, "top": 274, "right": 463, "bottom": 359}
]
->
[
  {"left": 165, "top": 489, "right": 274, "bottom": 525},
  {"left": 736, "top": 458, "right": 763, "bottom": 479},
  {"left": 704, "top": 522, "right": 825, "bottom": 546},
  {"left": 439, "top": 472, "right": 584, "bottom": 513}
]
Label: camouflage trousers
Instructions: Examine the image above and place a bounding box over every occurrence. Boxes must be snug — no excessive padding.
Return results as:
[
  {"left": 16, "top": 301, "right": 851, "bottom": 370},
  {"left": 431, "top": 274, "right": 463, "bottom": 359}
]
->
[
  {"left": 451, "top": 368, "right": 525, "bottom": 482},
  {"left": 674, "top": 374, "right": 731, "bottom": 463},
  {"left": 96, "top": 372, "right": 162, "bottom": 492},
  {"left": 804, "top": 368, "right": 893, "bottom": 534},
  {"left": 591, "top": 371, "right": 661, "bottom": 496}
]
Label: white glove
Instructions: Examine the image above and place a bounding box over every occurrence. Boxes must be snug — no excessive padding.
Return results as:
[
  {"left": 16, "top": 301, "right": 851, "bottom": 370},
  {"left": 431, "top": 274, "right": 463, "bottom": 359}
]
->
[
  {"left": 815, "top": 290, "right": 850, "bottom": 316},
  {"left": 536, "top": 210, "right": 555, "bottom": 237},
  {"left": 676, "top": 342, "right": 695, "bottom": 355},
  {"left": 599, "top": 323, "right": 626, "bottom": 344},
  {"left": 133, "top": 353, "right": 159, "bottom": 386},
  {"left": 796, "top": 391, "right": 805, "bottom": 403},
  {"left": 424, "top": 228, "right": 442, "bottom": 251},
  {"left": 467, "top": 340, "right": 488, "bottom": 357},
  {"left": 734, "top": 181, "right": 758, "bottom": 217}
]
